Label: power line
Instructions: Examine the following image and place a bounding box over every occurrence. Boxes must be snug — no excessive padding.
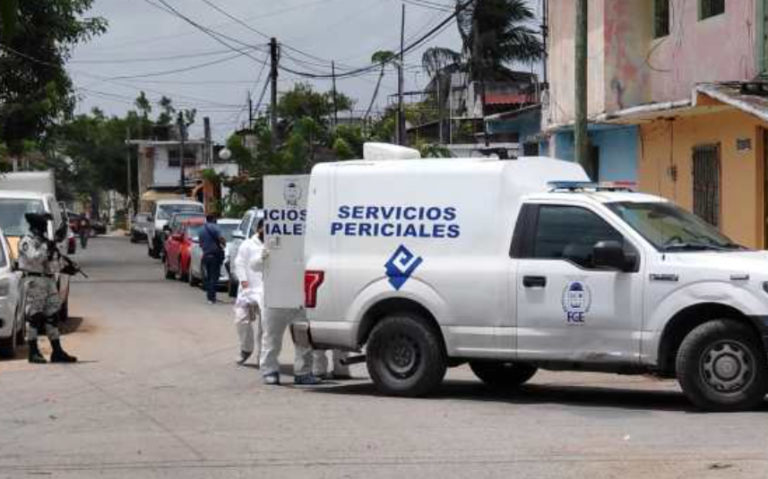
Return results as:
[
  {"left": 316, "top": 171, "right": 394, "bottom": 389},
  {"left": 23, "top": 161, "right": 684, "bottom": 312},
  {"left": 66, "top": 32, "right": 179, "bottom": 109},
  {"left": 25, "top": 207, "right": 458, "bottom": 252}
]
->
[
  {"left": 107, "top": 52, "right": 245, "bottom": 80},
  {"left": 276, "top": 0, "right": 475, "bottom": 80},
  {"left": 70, "top": 46, "right": 265, "bottom": 64},
  {"left": 145, "top": 0, "right": 267, "bottom": 64}
]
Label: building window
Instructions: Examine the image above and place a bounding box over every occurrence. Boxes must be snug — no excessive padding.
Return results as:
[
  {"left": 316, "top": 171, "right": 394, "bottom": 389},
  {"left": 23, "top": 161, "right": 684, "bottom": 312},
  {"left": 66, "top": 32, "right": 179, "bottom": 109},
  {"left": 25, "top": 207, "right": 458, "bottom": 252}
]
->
[
  {"left": 692, "top": 144, "right": 721, "bottom": 227},
  {"left": 654, "top": 0, "right": 670, "bottom": 38},
  {"left": 700, "top": 0, "right": 724, "bottom": 20},
  {"left": 168, "top": 148, "right": 197, "bottom": 167}
]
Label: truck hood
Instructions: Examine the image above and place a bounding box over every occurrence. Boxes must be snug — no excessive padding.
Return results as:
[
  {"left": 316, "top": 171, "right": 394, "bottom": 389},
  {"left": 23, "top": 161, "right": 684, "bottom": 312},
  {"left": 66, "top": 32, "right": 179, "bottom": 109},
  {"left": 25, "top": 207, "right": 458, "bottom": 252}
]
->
[{"left": 665, "top": 250, "right": 768, "bottom": 276}]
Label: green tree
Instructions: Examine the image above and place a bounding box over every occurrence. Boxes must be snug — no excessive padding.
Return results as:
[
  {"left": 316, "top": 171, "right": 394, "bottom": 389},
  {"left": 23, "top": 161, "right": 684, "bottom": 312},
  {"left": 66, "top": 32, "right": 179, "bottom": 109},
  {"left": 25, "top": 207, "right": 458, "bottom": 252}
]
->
[
  {"left": 421, "top": 0, "right": 542, "bottom": 83},
  {"left": 0, "top": 0, "right": 106, "bottom": 162},
  {"left": 364, "top": 50, "right": 396, "bottom": 120},
  {"left": 156, "top": 96, "right": 175, "bottom": 125}
]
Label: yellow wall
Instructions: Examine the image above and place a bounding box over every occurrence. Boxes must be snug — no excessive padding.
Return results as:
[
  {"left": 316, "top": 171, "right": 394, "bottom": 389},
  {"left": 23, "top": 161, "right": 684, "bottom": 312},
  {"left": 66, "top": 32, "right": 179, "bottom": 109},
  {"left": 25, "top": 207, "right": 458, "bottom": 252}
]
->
[{"left": 638, "top": 109, "right": 765, "bottom": 248}]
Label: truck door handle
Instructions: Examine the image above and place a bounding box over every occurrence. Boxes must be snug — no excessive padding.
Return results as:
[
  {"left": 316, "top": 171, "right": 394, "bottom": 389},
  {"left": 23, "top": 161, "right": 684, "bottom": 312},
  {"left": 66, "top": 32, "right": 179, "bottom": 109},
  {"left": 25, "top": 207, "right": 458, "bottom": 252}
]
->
[{"left": 523, "top": 276, "right": 546, "bottom": 288}]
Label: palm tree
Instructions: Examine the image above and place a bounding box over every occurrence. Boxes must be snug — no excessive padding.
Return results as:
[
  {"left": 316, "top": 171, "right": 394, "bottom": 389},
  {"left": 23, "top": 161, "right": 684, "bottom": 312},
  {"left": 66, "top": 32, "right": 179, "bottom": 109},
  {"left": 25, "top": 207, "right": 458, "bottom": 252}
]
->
[
  {"left": 421, "top": 0, "right": 543, "bottom": 85},
  {"left": 364, "top": 50, "right": 396, "bottom": 121}
]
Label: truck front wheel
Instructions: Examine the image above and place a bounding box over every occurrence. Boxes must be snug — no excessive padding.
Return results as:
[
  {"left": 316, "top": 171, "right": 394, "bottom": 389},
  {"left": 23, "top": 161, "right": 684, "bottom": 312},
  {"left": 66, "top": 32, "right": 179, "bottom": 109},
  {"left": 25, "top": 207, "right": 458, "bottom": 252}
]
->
[
  {"left": 676, "top": 319, "right": 768, "bottom": 411},
  {"left": 366, "top": 314, "right": 446, "bottom": 397},
  {"left": 469, "top": 361, "right": 537, "bottom": 389}
]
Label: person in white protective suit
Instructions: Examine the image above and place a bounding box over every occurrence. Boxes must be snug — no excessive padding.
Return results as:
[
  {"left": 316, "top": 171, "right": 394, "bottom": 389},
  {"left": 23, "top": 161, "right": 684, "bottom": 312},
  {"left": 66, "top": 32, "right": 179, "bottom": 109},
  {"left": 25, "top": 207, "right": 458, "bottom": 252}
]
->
[
  {"left": 233, "top": 220, "right": 266, "bottom": 366},
  {"left": 255, "top": 245, "right": 322, "bottom": 386}
]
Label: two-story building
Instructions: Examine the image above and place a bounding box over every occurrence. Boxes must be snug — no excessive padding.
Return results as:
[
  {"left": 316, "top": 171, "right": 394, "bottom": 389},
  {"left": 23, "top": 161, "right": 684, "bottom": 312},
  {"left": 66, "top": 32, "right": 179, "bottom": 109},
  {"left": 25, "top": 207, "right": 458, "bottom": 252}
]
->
[
  {"left": 547, "top": 0, "right": 768, "bottom": 248},
  {"left": 134, "top": 140, "right": 205, "bottom": 211}
]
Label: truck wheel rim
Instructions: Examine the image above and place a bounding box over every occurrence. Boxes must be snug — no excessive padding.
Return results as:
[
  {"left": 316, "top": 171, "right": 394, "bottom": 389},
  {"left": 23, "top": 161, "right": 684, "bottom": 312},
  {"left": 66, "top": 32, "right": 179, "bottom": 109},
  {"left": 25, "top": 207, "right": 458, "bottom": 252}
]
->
[
  {"left": 700, "top": 340, "right": 755, "bottom": 394},
  {"left": 384, "top": 334, "right": 419, "bottom": 379}
]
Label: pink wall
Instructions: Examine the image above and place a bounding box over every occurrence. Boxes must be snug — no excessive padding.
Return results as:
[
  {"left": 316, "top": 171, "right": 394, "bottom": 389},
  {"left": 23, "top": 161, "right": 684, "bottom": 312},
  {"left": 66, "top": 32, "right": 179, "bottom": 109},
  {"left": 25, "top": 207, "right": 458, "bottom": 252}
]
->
[
  {"left": 607, "top": 0, "right": 757, "bottom": 106},
  {"left": 547, "top": 0, "right": 759, "bottom": 128}
]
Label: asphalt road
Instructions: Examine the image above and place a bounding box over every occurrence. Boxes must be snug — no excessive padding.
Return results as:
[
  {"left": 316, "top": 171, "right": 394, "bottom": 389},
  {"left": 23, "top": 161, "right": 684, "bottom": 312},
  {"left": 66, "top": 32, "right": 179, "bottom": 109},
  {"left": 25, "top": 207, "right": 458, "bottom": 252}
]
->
[{"left": 0, "top": 237, "right": 767, "bottom": 478}]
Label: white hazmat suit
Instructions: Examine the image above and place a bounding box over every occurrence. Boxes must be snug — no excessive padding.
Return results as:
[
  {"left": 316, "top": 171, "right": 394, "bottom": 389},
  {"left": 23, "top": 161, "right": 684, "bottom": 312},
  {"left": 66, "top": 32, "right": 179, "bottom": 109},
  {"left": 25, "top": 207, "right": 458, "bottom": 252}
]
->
[{"left": 233, "top": 234, "right": 265, "bottom": 361}]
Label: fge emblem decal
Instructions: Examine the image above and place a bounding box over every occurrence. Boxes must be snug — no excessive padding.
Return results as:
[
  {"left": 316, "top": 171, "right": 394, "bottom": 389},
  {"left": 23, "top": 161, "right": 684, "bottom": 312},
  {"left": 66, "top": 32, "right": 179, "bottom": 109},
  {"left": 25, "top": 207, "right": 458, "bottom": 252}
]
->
[
  {"left": 283, "top": 179, "right": 302, "bottom": 207},
  {"left": 385, "top": 245, "right": 423, "bottom": 290},
  {"left": 562, "top": 281, "right": 591, "bottom": 324}
]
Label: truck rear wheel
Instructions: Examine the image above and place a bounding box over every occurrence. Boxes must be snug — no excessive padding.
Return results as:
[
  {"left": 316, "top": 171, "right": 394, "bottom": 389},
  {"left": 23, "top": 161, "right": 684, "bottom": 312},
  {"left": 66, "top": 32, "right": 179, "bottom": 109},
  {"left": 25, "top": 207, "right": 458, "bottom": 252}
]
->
[
  {"left": 469, "top": 361, "right": 537, "bottom": 389},
  {"left": 366, "top": 314, "right": 446, "bottom": 397},
  {"left": 676, "top": 319, "right": 768, "bottom": 411}
]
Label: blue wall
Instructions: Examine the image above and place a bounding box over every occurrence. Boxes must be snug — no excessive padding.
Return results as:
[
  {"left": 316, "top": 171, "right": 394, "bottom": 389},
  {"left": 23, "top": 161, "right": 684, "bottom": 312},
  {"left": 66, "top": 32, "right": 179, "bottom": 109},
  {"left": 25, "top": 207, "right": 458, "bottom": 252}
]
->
[
  {"left": 552, "top": 125, "right": 638, "bottom": 181},
  {"left": 486, "top": 109, "right": 542, "bottom": 143}
]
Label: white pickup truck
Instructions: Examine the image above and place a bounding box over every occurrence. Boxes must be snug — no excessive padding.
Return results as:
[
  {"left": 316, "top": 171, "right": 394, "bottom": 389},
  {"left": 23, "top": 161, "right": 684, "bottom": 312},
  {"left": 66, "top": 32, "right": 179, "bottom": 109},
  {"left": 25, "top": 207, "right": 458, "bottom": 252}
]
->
[{"left": 291, "top": 148, "right": 768, "bottom": 411}]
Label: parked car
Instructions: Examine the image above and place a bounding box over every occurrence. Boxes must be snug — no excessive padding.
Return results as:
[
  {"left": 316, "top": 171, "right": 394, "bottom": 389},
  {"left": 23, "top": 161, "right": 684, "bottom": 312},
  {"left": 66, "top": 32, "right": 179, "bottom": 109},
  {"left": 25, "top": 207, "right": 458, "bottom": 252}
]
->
[
  {"left": 147, "top": 199, "right": 205, "bottom": 259},
  {"left": 159, "top": 212, "right": 206, "bottom": 260},
  {"left": 163, "top": 217, "right": 205, "bottom": 282},
  {"left": 188, "top": 218, "right": 240, "bottom": 288},
  {"left": 90, "top": 218, "right": 106, "bottom": 236},
  {"left": 0, "top": 228, "right": 24, "bottom": 358},
  {"left": 225, "top": 208, "right": 264, "bottom": 297},
  {"left": 130, "top": 213, "right": 152, "bottom": 243}
]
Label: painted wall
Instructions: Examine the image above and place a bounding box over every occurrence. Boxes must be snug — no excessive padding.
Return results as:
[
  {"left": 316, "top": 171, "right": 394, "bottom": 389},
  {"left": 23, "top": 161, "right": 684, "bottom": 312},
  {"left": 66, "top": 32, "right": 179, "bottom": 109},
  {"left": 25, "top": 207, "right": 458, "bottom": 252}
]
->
[
  {"left": 644, "top": 0, "right": 757, "bottom": 103},
  {"left": 546, "top": 0, "right": 606, "bottom": 127},
  {"left": 486, "top": 109, "right": 542, "bottom": 142},
  {"left": 547, "top": 0, "right": 757, "bottom": 127},
  {"left": 152, "top": 145, "right": 203, "bottom": 187},
  {"left": 551, "top": 126, "right": 638, "bottom": 182},
  {"left": 638, "top": 109, "right": 764, "bottom": 248},
  {"left": 590, "top": 126, "right": 638, "bottom": 181}
]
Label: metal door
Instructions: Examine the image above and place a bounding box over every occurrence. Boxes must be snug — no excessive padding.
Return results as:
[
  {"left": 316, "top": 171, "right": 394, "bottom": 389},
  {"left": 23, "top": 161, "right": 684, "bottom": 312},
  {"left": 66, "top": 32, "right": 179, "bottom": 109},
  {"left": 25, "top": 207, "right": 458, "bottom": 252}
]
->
[{"left": 692, "top": 144, "right": 721, "bottom": 227}]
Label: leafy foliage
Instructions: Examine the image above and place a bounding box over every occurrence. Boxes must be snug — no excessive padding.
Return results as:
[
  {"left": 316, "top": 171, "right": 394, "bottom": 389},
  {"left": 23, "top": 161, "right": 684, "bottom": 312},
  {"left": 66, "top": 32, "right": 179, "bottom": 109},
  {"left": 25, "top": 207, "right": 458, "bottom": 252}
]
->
[{"left": 0, "top": 0, "right": 106, "bottom": 156}]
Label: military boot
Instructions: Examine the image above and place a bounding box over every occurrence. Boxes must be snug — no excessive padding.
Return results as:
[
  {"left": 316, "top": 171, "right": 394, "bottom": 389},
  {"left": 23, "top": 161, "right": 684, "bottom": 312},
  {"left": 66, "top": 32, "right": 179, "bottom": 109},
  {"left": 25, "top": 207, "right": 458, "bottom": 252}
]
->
[
  {"left": 49, "top": 339, "right": 77, "bottom": 363},
  {"left": 27, "top": 341, "right": 47, "bottom": 364}
]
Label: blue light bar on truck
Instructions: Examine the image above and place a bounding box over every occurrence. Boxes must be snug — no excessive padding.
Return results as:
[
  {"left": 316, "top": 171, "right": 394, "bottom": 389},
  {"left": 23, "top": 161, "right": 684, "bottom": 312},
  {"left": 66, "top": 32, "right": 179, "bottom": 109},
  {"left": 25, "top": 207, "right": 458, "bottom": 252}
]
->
[{"left": 547, "top": 181, "right": 637, "bottom": 192}]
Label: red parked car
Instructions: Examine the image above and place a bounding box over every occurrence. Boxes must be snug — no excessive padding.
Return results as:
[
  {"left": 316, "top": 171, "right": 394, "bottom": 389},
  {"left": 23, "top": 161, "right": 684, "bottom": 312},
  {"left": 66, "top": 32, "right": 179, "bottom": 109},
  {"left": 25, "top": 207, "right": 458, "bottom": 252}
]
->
[{"left": 163, "top": 217, "right": 205, "bottom": 282}]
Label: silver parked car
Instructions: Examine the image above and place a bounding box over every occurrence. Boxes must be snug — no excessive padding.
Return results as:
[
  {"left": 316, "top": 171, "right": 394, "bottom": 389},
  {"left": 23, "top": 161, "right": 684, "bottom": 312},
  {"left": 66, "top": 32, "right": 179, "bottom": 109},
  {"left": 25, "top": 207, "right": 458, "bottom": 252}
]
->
[
  {"left": 0, "top": 228, "right": 24, "bottom": 358},
  {"left": 188, "top": 219, "right": 241, "bottom": 289},
  {"left": 130, "top": 213, "right": 152, "bottom": 243}
]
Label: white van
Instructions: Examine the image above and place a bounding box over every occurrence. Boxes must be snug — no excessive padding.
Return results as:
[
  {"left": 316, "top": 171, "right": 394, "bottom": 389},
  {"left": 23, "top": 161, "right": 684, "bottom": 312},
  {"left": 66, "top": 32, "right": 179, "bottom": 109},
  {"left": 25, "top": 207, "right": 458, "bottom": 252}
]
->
[
  {"left": 146, "top": 199, "right": 205, "bottom": 259},
  {"left": 295, "top": 154, "right": 768, "bottom": 411}
]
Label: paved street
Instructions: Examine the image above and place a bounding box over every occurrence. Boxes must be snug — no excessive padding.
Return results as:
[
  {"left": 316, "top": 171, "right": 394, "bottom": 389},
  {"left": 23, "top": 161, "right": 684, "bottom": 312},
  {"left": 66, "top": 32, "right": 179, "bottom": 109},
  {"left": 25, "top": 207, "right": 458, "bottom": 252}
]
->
[{"left": 0, "top": 237, "right": 765, "bottom": 478}]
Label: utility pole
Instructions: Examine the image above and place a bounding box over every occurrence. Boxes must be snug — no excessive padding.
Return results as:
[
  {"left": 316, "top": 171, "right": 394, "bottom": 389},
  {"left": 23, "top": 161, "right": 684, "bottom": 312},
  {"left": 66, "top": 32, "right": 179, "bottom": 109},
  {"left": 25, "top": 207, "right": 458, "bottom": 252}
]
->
[
  {"left": 269, "top": 37, "right": 279, "bottom": 152},
  {"left": 125, "top": 127, "right": 133, "bottom": 228},
  {"left": 542, "top": 0, "right": 549, "bottom": 89},
  {"left": 574, "top": 0, "right": 589, "bottom": 171},
  {"left": 397, "top": 3, "right": 406, "bottom": 146},
  {"left": 247, "top": 92, "right": 253, "bottom": 130},
  {"left": 203, "top": 116, "right": 212, "bottom": 167},
  {"left": 331, "top": 60, "right": 339, "bottom": 128},
  {"left": 177, "top": 112, "right": 186, "bottom": 195}
]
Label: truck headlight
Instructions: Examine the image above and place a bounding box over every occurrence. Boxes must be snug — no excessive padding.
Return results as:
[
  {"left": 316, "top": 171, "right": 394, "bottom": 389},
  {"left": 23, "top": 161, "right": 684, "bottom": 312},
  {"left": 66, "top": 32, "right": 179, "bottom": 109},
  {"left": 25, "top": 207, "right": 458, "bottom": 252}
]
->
[{"left": 0, "top": 279, "right": 10, "bottom": 297}]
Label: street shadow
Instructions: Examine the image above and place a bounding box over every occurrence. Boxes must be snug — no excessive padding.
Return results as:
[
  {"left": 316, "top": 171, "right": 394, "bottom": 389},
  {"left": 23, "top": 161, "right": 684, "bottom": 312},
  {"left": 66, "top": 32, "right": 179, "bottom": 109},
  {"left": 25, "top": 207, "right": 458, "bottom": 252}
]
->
[
  {"left": 59, "top": 316, "right": 85, "bottom": 335},
  {"left": 306, "top": 379, "right": 768, "bottom": 414}
]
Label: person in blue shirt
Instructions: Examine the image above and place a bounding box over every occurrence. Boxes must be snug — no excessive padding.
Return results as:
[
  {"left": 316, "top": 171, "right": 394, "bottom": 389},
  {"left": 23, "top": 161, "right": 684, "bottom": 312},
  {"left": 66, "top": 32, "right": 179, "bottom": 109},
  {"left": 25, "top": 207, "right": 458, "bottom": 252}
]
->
[{"left": 199, "top": 215, "right": 226, "bottom": 304}]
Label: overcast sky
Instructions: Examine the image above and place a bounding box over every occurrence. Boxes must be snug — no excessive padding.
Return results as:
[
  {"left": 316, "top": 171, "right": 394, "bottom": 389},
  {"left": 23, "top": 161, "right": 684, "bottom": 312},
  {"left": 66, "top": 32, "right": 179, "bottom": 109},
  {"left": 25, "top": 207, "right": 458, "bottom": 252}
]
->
[{"left": 68, "top": 0, "right": 543, "bottom": 142}]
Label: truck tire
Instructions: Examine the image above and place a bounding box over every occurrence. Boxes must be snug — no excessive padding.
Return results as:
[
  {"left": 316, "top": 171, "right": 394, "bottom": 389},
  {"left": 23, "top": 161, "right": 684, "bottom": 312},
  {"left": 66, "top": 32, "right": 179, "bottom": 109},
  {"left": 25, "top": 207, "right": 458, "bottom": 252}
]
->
[
  {"left": 228, "top": 280, "right": 238, "bottom": 298},
  {"left": 469, "top": 361, "right": 538, "bottom": 389},
  {"left": 366, "top": 314, "right": 446, "bottom": 397},
  {"left": 179, "top": 257, "right": 188, "bottom": 282},
  {"left": 676, "top": 319, "right": 768, "bottom": 411}
]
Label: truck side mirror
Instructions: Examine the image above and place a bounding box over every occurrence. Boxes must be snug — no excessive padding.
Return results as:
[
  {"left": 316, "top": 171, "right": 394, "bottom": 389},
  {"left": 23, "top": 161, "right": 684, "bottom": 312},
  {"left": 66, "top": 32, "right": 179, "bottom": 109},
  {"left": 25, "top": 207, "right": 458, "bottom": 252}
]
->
[
  {"left": 593, "top": 240, "right": 629, "bottom": 271},
  {"left": 232, "top": 230, "right": 245, "bottom": 240}
]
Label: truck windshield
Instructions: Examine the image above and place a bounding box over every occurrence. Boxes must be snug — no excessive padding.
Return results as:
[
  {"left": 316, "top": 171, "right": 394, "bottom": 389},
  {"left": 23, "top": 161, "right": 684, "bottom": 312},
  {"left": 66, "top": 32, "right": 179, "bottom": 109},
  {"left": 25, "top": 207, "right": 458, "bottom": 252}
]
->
[
  {"left": 0, "top": 198, "right": 45, "bottom": 237},
  {"left": 157, "top": 204, "right": 203, "bottom": 220},
  {"left": 607, "top": 202, "right": 745, "bottom": 252}
]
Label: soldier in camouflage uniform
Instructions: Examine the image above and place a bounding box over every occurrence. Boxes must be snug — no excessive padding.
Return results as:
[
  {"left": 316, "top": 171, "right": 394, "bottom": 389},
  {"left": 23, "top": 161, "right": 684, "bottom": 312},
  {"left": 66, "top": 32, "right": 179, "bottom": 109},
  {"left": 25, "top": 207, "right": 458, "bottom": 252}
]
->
[{"left": 19, "top": 213, "right": 77, "bottom": 364}]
